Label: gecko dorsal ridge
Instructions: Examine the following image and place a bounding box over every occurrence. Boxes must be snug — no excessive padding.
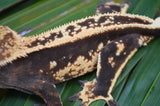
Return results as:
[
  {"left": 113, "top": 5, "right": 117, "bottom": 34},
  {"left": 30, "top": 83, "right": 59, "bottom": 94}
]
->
[{"left": 0, "top": 13, "right": 159, "bottom": 67}]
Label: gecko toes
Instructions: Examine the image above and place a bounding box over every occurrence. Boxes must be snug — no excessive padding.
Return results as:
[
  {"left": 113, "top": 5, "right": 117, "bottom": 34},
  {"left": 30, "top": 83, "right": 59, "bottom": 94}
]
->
[
  {"left": 70, "top": 79, "right": 118, "bottom": 106},
  {"left": 79, "top": 80, "right": 87, "bottom": 88},
  {"left": 70, "top": 80, "right": 99, "bottom": 106},
  {"left": 108, "top": 99, "right": 118, "bottom": 106},
  {"left": 69, "top": 93, "right": 79, "bottom": 102}
]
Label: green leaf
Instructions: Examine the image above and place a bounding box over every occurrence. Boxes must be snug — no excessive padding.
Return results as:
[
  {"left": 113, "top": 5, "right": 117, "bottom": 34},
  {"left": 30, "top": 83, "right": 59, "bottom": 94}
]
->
[
  {"left": 0, "top": 0, "right": 160, "bottom": 106},
  {"left": 0, "top": 0, "right": 22, "bottom": 12}
]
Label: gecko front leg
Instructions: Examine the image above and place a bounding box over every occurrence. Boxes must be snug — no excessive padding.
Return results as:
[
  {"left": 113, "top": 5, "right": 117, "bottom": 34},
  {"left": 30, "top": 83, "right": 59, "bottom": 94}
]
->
[{"left": 70, "top": 33, "right": 153, "bottom": 106}]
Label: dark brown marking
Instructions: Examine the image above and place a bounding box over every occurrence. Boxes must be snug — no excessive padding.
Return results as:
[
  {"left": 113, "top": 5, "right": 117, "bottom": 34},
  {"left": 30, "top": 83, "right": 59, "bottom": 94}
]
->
[
  {"left": 77, "top": 18, "right": 96, "bottom": 28},
  {"left": 28, "top": 31, "right": 63, "bottom": 48},
  {"left": 88, "top": 65, "right": 91, "bottom": 68},
  {"left": 0, "top": 32, "right": 17, "bottom": 60},
  {"left": 0, "top": 32, "right": 15, "bottom": 48},
  {"left": 94, "top": 64, "right": 97, "bottom": 68},
  {"left": 66, "top": 25, "right": 75, "bottom": 36},
  {"left": 57, "top": 31, "right": 63, "bottom": 38},
  {"left": 109, "top": 5, "right": 121, "bottom": 12},
  {"left": 97, "top": 16, "right": 108, "bottom": 24},
  {"left": 113, "top": 16, "right": 150, "bottom": 24},
  {"left": 75, "top": 28, "right": 82, "bottom": 34},
  {"left": 96, "top": 3, "right": 121, "bottom": 14}
]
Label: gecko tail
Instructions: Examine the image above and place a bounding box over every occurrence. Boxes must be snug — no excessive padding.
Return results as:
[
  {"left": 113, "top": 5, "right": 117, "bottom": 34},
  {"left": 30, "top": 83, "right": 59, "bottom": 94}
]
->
[{"left": 0, "top": 26, "right": 22, "bottom": 66}]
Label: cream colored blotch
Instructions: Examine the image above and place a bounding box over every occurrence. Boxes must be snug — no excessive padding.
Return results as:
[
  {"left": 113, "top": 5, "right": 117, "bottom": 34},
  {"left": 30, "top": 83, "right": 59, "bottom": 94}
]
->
[{"left": 154, "top": 17, "right": 160, "bottom": 27}]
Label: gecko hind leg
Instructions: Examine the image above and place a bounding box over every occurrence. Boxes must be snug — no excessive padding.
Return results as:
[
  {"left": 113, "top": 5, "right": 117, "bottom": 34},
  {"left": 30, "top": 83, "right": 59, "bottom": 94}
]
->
[
  {"left": 25, "top": 81, "right": 62, "bottom": 106},
  {"left": 70, "top": 33, "right": 153, "bottom": 106},
  {"left": 0, "top": 68, "right": 62, "bottom": 106},
  {"left": 0, "top": 80, "right": 62, "bottom": 106}
]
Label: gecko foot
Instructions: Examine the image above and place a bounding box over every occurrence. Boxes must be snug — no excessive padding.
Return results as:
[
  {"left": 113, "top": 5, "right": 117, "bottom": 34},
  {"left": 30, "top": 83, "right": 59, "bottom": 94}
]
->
[{"left": 70, "top": 79, "right": 117, "bottom": 106}]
